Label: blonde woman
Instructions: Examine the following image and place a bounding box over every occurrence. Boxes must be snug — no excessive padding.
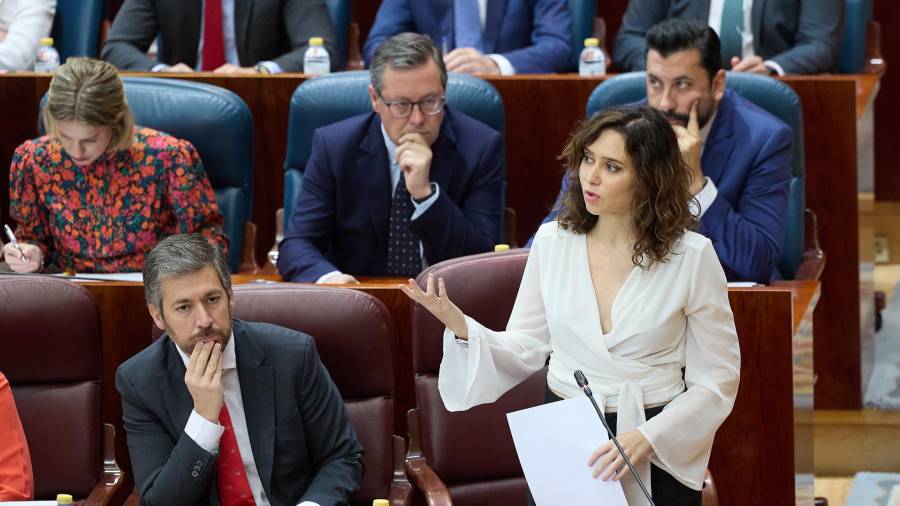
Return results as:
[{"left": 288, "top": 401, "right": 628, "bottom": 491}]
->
[{"left": 3, "top": 57, "right": 226, "bottom": 273}]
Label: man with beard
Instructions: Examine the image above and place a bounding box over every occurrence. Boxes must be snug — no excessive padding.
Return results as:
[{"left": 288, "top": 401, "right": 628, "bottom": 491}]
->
[
  {"left": 278, "top": 33, "right": 505, "bottom": 283},
  {"left": 535, "top": 18, "right": 792, "bottom": 283},
  {"left": 116, "top": 233, "right": 363, "bottom": 505}
]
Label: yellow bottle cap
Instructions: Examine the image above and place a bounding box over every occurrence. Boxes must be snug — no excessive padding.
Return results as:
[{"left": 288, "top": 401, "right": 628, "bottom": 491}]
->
[
  {"left": 584, "top": 37, "right": 599, "bottom": 47},
  {"left": 309, "top": 37, "right": 324, "bottom": 46},
  {"left": 494, "top": 244, "right": 510, "bottom": 252},
  {"left": 372, "top": 500, "right": 390, "bottom": 506},
  {"left": 41, "top": 37, "right": 54, "bottom": 46},
  {"left": 56, "top": 494, "right": 73, "bottom": 504}
]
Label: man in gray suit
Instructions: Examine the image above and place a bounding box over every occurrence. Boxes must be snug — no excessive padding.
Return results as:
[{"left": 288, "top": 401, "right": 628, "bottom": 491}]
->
[
  {"left": 101, "top": 0, "right": 340, "bottom": 73},
  {"left": 116, "top": 234, "right": 362, "bottom": 505},
  {"left": 613, "top": 0, "right": 842, "bottom": 75}
]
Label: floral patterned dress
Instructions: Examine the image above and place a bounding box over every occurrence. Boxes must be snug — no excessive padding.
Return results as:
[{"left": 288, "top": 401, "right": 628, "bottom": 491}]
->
[{"left": 9, "top": 126, "right": 227, "bottom": 273}]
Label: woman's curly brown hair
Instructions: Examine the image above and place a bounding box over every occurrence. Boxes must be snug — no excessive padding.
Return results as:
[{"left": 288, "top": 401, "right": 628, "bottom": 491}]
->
[{"left": 556, "top": 106, "right": 699, "bottom": 269}]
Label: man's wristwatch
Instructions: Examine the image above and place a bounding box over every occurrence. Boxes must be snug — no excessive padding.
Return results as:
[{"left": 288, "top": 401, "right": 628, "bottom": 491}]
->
[{"left": 254, "top": 64, "right": 271, "bottom": 74}]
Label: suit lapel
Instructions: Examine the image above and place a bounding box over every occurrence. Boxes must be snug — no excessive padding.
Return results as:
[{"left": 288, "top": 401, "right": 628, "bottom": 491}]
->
[
  {"left": 185, "top": 0, "right": 203, "bottom": 67},
  {"left": 482, "top": 0, "right": 509, "bottom": 54},
  {"left": 358, "top": 116, "right": 393, "bottom": 254},
  {"left": 158, "top": 338, "right": 194, "bottom": 439},
  {"left": 234, "top": 0, "right": 255, "bottom": 65},
  {"left": 233, "top": 321, "right": 276, "bottom": 500},
  {"left": 702, "top": 91, "right": 737, "bottom": 185},
  {"left": 429, "top": 110, "right": 461, "bottom": 193},
  {"left": 751, "top": 0, "right": 766, "bottom": 45}
]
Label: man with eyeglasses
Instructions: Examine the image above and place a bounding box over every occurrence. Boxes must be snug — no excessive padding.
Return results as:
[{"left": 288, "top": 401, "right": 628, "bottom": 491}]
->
[{"left": 278, "top": 33, "right": 504, "bottom": 283}]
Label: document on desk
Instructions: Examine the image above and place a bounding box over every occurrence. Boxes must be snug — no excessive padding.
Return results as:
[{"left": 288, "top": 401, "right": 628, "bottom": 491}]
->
[
  {"left": 49, "top": 272, "right": 144, "bottom": 282},
  {"left": 507, "top": 396, "right": 628, "bottom": 506}
]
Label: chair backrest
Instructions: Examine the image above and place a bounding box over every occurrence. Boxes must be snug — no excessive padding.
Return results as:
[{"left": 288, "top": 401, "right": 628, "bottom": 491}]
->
[
  {"left": 282, "top": 70, "right": 506, "bottom": 238},
  {"left": 324, "top": 0, "right": 351, "bottom": 69},
  {"left": 568, "top": 0, "right": 596, "bottom": 69},
  {"left": 39, "top": 78, "right": 253, "bottom": 271},
  {"left": 231, "top": 284, "right": 396, "bottom": 504},
  {"left": 839, "top": 0, "right": 872, "bottom": 73},
  {"left": 411, "top": 250, "right": 546, "bottom": 505},
  {"left": 0, "top": 276, "right": 103, "bottom": 499},
  {"left": 50, "top": 0, "right": 105, "bottom": 62},
  {"left": 586, "top": 71, "right": 806, "bottom": 279}
]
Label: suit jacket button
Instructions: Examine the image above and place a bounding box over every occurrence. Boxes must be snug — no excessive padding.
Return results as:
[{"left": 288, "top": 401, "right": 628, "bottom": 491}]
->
[
  {"left": 191, "top": 470, "right": 199, "bottom": 478},
  {"left": 195, "top": 460, "right": 203, "bottom": 467}
]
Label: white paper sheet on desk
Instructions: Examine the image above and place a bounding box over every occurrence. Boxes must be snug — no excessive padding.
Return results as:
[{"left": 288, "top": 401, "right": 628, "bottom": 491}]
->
[
  {"left": 507, "top": 396, "right": 628, "bottom": 506},
  {"left": 49, "top": 272, "right": 144, "bottom": 282}
]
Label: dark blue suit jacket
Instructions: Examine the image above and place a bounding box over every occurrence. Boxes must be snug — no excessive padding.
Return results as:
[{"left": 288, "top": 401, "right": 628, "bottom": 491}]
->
[
  {"left": 536, "top": 90, "right": 792, "bottom": 283},
  {"left": 116, "top": 319, "right": 363, "bottom": 506},
  {"left": 613, "top": 0, "right": 842, "bottom": 74},
  {"left": 278, "top": 108, "right": 505, "bottom": 282},
  {"left": 363, "top": 0, "right": 572, "bottom": 74}
]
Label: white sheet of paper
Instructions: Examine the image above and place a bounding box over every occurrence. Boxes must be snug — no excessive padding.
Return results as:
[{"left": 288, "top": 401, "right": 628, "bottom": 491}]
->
[
  {"left": 507, "top": 396, "right": 628, "bottom": 506},
  {"left": 50, "top": 272, "right": 144, "bottom": 282},
  {"left": 726, "top": 281, "right": 759, "bottom": 287}
]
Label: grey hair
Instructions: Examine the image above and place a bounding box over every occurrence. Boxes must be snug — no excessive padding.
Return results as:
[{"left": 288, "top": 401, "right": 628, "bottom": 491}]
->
[
  {"left": 370, "top": 32, "right": 447, "bottom": 95},
  {"left": 143, "top": 233, "right": 231, "bottom": 309}
]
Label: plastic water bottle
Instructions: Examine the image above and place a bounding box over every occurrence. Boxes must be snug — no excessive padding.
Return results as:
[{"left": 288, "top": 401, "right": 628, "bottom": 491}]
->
[
  {"left": 579, "top": 38, "right": 606, "bottom": 77},
  {"left": 303, "top": 37, "right": 330, "bottom": 76},
  {"left": 35, "top": 37, "right": 60, "bottom": 72}
]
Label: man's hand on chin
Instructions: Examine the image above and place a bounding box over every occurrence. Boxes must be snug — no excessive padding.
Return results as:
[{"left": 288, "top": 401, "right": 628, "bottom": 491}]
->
[{"left": 185, "top": 340, "right": 225, "bottom": 423}]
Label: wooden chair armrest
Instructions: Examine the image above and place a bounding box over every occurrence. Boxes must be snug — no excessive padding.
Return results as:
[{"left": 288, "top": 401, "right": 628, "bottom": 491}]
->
[
  {"left": 701, "top": 468, "right": 719, "bottom": 506},
  {"left": 238, "top": 221, "right": 260, "bottom": 274},
  {"left": 122, "top": 489, "right": 141, "bottom": 506},
  {"left": 345, "top": 22, "right": 366, "bottom": 70},
  {"left": 388, "top": 435, "right": 414, "bottom": 506},
  {"left": 83, "top": 424, "right": 125, "bottom": 506},
  {"left": 864, "top": 20, "right": 886, "bottom": 76},
  {"left": 505, "top": 207, "right": 518, "bottom": 248},
  {"left": 795, "top": 208, "right": 825, "bottom": 280},
  {"left": 405, "top": 409, "right": 452, "bottom": 506},
  {"left": 794, "top": 255, "right": 826, "bottom": 281}
]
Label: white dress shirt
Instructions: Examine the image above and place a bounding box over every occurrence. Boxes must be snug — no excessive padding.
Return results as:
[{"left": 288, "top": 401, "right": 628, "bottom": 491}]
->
[
  {"left": 177, "top": 334, "right": 320, "bottom": 506},
  {"left": 0, "top": 0, "right": 55, "bottom": 71},
  {"left": 439, "top": 222, "right": 740, "bottom": 504},
  {"left": 707, "top": 0, "right": 785, "bottom": 75}
]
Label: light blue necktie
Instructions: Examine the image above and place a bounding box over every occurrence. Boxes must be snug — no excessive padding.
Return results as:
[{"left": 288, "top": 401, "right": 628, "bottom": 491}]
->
[
  {"left": 720, "top": 0, "right": 744, "bottom": 69},
  {"left": 454, "top": 0, "right": 483, "bottom": 52}
]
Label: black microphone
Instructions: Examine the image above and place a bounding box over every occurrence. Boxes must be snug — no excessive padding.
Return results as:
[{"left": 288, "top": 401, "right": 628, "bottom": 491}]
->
[{"left": 574, "top": 370, "right": 655, "bottom": 506}]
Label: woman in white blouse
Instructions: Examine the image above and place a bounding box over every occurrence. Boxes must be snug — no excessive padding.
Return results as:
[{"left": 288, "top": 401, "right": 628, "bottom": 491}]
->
[{"left": 402, "top": 106, "right": 741, "bottom": 506}]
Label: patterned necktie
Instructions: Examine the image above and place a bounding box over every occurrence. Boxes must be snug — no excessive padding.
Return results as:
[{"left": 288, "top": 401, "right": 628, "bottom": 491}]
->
[
  {"left": 720, "top": 0, "right": 744, "bottom": 69},
  {"left": 387, "top": 176, "right": 422, "bottom": 277},
  {"left": 454, "top": 0, "right": 483, "bottom": 52},
  {"left": 201, "top": 0, "right": 226, "bottom": 71},
  {"left": 217, "top": 405, "right": 257, "bottom": 506}
]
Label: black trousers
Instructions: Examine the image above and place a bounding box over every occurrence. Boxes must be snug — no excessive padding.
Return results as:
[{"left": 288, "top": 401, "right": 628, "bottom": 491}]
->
[{"left": 526, "top": 386, "right": 701, "bottom": 506}]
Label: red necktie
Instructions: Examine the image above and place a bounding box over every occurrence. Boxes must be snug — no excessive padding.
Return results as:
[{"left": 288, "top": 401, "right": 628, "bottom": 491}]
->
[
  {"left": 217, "top": 405, "right": 257, "bottom": 506},
  {"left": 201, "top": 0, "right": 226, "bottom": 70}
]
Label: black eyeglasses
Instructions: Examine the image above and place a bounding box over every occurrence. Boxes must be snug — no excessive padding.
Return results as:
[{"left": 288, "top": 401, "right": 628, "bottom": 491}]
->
[{"left": 379, "top": 95, "right": 446, "bottom": 118}]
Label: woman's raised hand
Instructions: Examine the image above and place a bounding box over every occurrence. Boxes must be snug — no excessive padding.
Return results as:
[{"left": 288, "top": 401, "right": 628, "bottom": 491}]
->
[{"left": 399, "top": 273, "right": 468, "bottom": 339}]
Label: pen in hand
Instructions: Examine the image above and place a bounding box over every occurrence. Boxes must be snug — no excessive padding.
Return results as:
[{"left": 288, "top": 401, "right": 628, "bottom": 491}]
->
[{"left": 3, "top": 224, "right": 29, "bottom": 263}]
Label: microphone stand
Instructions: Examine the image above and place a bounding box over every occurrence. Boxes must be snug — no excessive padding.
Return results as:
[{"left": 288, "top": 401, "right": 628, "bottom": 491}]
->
[{"left": 574, "top": 370, "right": 655, "bottom": 506}]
